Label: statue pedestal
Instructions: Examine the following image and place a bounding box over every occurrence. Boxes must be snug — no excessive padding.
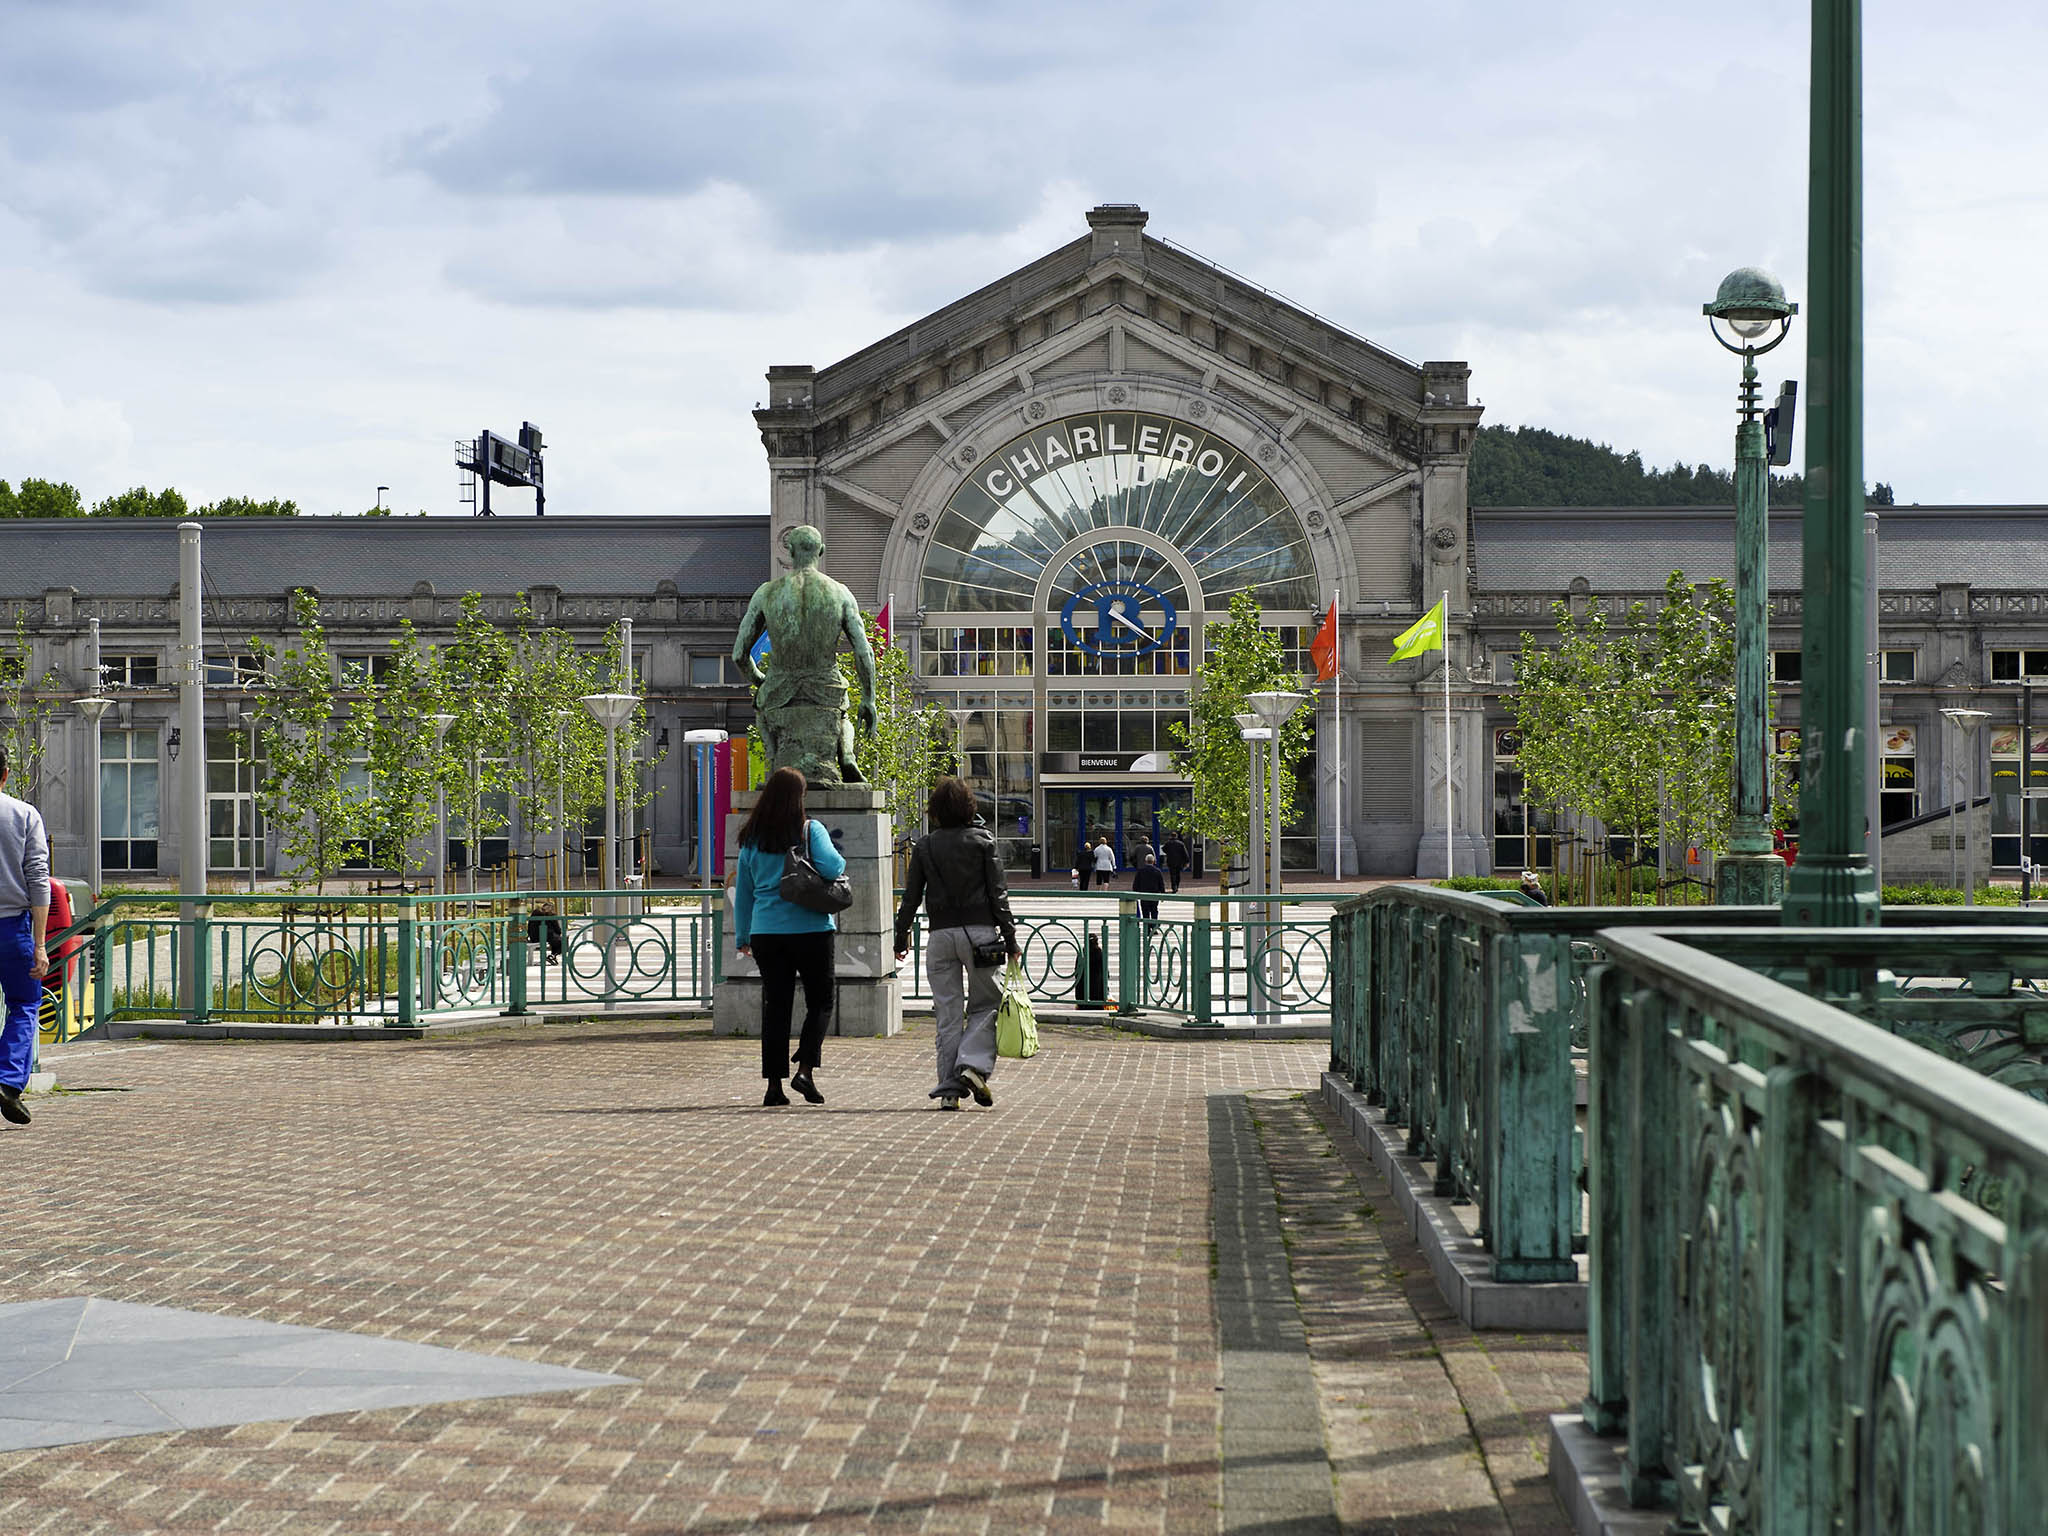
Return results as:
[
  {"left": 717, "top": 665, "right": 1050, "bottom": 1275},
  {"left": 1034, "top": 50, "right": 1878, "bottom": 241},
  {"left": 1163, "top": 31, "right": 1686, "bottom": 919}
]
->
[{"left": 712, "top": 785, "right": 903, "bottom": 1039}]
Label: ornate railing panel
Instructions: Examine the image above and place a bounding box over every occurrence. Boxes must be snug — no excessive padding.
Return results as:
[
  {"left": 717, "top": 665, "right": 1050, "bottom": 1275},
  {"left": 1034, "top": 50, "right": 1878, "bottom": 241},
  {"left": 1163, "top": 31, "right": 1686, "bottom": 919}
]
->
[
  {"left": 1328, "top": 890, "right": 1775, "bottom": 1284},
  {"left": 896, "top": 893, "right": 1330, "bottom": 1024},
  {"left": 1583, "top": 928, "right": 2048, "bottom": 1532}
]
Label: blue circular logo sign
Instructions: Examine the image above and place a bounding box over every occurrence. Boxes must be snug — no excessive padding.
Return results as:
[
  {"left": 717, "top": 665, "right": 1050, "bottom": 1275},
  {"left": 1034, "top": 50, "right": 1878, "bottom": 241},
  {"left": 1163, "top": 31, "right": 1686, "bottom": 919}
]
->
[{"left": 1060, "top": 581, "right": 1178, "bottom": 656}]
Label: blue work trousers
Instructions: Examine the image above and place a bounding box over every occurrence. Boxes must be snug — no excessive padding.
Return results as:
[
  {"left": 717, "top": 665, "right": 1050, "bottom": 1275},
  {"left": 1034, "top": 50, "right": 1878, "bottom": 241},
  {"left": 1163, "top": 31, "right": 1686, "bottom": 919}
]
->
[{"left": 0, "top": 912, "right": 37, "bottom": 1090}]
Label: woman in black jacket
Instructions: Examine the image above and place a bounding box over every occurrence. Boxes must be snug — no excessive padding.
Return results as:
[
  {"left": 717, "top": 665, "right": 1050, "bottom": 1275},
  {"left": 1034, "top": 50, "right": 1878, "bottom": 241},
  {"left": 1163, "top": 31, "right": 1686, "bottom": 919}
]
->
[{"left": 893, "top": 778, "right": 1021, "bottom": 1110}]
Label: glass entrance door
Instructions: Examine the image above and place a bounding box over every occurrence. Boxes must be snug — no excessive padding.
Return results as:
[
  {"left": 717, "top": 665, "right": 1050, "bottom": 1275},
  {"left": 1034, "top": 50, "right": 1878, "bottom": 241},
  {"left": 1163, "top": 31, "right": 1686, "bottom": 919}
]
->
[{"left": 1052, "top": 790, "right": 1191, "bottom": 873}]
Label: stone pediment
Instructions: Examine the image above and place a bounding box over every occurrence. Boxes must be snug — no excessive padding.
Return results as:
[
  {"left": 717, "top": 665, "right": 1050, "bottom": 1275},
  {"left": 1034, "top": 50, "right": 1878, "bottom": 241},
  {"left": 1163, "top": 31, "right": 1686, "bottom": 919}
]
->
[{"left": 760, "top": 206, "right": 1479, "bottom": 475}]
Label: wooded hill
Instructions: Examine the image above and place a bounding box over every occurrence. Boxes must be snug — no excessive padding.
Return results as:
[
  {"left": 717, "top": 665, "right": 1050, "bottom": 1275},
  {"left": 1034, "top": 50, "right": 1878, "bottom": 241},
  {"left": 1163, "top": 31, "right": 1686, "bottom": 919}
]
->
[{"left": 1469, "top": 424, "right": 1893, "bottom": 508}]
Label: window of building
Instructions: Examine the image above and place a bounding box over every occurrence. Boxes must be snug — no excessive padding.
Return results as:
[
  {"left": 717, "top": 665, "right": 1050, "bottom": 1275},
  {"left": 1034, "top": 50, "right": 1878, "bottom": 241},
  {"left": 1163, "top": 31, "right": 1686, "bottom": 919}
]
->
[
  {"left": 1769, "top": 650, "right": 1802, "bottom": 684},
  {"left": 1491, "top": 728, "right": 1553, "bottom": 873},
  {"left": 100, "top": 729, "right": 160, "bottom": 870},
  {"left": 1879, "top": 725, "right": 1917, "bottom": 826},
  {"left": 1990, "top": 726, "right": 2048, "bottom": 870},
  {"left": 689, "top": 654, "right": 723, "bottom": 686},
  {"left": 206, "top": 653, "right": 265, "bottom": 687},
  {"left": 339, "top": 654, "right": 395, "bottom": 687},
  {"left": 1989, "top": 650, "right": 2048, "bottom": 682},
  {"left": 943, "top": 692, "right": 1035, "bottom": 868},
  {"left": 101, "top": 654, "right": 159, "bottom": 689},
  {"left": 206, "top": 729, "right": 264, "bottom": 870},
  {"left": 1880, "top": 649, "right": 1916, "bottom": 683},
  {"left": 919, "top": 411, "right": 1318, "bottom": 614},
  {"left": 922, "top": 626, "right": 1036, "bottom": 678}
]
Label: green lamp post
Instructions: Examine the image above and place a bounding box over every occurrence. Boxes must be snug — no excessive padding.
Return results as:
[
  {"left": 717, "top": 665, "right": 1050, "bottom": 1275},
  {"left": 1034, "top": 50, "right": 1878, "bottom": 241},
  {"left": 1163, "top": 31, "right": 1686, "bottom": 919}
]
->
[
  {"left": 1783, "top": 0, "right": 1881, "bottom": 927},
  {"left": 1705, "top": 268, "right": 1796, "bottom": 906}
]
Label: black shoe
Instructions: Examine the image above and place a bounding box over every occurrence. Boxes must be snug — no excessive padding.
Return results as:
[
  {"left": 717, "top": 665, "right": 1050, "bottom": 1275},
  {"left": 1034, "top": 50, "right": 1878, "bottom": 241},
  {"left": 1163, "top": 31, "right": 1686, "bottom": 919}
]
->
[
  {"left": 960, "top": 1066, "right": 993, "bottom": 1107},
  {"left": 0, "top": 1085, "right": 29, "bottom": 1126},
  {"left": 763, "top": 1082, "right": 790, "bottom": 1107},
  {"left": 790, "top": 1071, "right": 824, "bottom": 1104}
]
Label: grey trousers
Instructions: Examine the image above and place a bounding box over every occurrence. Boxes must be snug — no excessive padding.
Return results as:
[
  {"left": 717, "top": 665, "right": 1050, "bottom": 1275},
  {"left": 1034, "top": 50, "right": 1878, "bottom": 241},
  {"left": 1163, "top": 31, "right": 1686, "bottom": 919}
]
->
[{"left": 927, "top": 924, "right": 1001, "bottom": 1097}]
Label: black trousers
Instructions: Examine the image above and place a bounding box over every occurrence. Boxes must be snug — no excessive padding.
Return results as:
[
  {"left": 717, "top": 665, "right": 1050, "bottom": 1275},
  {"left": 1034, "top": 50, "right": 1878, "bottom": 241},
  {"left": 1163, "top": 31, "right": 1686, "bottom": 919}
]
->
[{"left": 751, "top": 931, "right": 835, "bottom": 1079}]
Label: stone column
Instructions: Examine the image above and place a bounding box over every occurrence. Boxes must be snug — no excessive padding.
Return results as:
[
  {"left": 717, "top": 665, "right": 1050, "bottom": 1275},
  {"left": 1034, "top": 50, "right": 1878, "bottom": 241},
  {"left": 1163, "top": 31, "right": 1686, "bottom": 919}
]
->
[
  {"left": 1413, "top": 668, "right": 1487, "bottom": 878},
  {"left": 712, "top": 784, "right": 902, "bottom": 1039}
]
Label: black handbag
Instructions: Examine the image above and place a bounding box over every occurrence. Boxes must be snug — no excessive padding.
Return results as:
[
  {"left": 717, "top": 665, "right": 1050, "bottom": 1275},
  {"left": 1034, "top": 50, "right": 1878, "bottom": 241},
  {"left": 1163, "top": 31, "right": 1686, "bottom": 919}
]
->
[{"left": 781, "top": 821, "right": 854, "bottom": 914}]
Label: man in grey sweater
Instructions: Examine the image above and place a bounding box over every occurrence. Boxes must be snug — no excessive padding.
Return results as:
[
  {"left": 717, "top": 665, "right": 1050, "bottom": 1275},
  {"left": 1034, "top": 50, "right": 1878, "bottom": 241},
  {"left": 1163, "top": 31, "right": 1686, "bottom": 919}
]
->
[{"left": 0, "top": 747, "right": 51, "bottom": 1126}]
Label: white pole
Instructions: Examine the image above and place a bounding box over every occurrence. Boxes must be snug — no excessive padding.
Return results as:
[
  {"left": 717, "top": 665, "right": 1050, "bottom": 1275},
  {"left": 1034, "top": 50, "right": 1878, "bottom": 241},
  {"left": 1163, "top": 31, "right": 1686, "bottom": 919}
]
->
[
  {"left": 1442, "top": 589, "right": 1453, "bottom": 880},
  {"left": 620, "top": 617, "right": 634, "bottom": 883},
  {"left": 177, "top": 524, "right": 208, "bottom": 1009},
  {"left": 1333, "top": 589, "right": 1343, "bottom": 883},
  {"left": 88, "top": 617, "right": 103, "bottom": 901}
]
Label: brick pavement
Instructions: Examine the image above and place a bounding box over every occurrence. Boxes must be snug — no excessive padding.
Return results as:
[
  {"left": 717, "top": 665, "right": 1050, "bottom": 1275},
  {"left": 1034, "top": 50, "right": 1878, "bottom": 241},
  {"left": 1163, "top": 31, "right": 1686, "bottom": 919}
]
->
[{"left": 3, "top": 1023, "right": 1583, "bottom": 1534}]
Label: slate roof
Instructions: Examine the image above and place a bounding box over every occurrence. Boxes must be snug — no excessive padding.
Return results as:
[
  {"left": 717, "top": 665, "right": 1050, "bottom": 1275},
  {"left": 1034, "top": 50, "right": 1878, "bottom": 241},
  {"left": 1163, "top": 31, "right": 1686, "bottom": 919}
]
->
[
  {"left": 0, "top": 515, "right": 769, "bottom": 600},
  {"left": 1473, "top": 506, "right": 2048, "bottom": 593}
]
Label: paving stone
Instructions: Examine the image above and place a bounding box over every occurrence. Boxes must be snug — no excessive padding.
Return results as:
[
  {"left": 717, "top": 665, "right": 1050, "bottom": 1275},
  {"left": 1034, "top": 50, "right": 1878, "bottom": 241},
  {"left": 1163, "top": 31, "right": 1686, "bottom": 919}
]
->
[{"left": 8, "top": 1024, "right": 1318, "bottom": 1531}]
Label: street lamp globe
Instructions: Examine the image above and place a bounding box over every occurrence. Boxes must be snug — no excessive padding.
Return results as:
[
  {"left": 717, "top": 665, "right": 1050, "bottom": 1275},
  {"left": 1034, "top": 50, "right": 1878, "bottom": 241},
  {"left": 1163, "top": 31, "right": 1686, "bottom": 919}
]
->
[{"left": 1704, "top": 266, "right": 1797, "bottom": 353}]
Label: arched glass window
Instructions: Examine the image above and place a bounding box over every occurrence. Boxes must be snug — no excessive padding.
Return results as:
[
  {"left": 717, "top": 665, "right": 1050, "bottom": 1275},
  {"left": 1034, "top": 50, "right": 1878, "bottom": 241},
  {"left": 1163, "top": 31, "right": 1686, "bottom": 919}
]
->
[{"left": 919, "top": 412, "right": 1318, "bottom": 614}]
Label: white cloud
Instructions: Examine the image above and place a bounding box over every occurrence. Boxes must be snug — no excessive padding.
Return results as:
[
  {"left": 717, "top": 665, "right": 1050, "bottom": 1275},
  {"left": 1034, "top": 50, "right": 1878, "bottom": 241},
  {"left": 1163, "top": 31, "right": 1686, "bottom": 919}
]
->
[{"left": 0, "top": 0, "right": 2042, "bottom": 519}]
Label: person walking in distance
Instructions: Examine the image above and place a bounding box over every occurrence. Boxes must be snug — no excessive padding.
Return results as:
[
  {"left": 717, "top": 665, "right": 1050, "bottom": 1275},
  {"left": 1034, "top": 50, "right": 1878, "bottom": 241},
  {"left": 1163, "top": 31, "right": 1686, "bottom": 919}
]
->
[
  {"left": 0, "top": 748, "right": 51, "bottom": 1127},
  {"left": 894, "top": 777, "right": 1020, "bottom": 1110},
  {"left": 1131, "top": 851, "right": 1166, "bottom": 926},
  {"left": 1162, "top": 832, "right": 1189, "bottom": 894},
  {"left": 1091, "top": 837, "right": 1117, "bottom": 890},
  {"left": 733, "top": 768, "right": 844, "bottom": 1107}
]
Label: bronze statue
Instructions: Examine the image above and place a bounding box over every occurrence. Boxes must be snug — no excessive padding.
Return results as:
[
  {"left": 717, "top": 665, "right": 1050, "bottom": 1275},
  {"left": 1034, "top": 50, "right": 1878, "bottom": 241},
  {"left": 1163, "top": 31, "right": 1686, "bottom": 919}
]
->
[{"left": 734, "top": 524, "right": 877, "bottom": 786}]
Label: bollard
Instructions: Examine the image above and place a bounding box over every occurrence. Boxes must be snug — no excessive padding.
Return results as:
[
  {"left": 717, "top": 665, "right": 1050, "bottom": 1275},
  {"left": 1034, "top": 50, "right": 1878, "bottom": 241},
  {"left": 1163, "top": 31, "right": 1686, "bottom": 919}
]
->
[
  {"left": 395, "top": 902, "right": 418, "bottom": 1028},
  {"left": 1189, "top": 900, "right": 1214, "bottom": 1025},
  {"left": 504, "top": 899, "right": 529, "bottom": 1017},
  {"left": 1117, "top": 898, "right": 1140, "bottom": 1014}
]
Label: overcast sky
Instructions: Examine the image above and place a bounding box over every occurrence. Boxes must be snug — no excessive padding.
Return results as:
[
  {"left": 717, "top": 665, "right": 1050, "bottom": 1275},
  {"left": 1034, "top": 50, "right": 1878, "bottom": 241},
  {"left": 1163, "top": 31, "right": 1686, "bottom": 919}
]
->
[{"left": 3, "top": 0, "right": 2043, "bottom": 519}]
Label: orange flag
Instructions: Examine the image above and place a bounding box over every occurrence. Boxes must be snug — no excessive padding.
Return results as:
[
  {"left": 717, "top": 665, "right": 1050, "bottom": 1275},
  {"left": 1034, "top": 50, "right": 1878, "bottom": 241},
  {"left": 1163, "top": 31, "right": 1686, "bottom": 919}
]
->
[{"left": 1310, "top": 599, "right": 1338, "bottom": 682}]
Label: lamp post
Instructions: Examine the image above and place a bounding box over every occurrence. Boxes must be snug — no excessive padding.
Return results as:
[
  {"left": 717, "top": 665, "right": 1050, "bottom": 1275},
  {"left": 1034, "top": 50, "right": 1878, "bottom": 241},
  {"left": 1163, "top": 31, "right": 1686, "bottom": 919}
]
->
[
  {"left": 1245, "top": 691, "right": 1307, "bottom": 897},
  {"left": 1941, "top": 708, "right": 1989, "bottom": 904},
  {"left": 554, "top": 709, "right": 573, "bottom": 887},
  {"left": 1704, "top": 267, "right": 1796, "bottom": 906},
  {"left": 581, "top": 693, "right": 639, "bottom": 914},
  {"left": 426, "top": 713, "right": 455, "bottom": 896},
  {"left": 1783, "top": 0, "right": 1880, "bottom": 926},
  {"left": 76, "top": 696, "right": 114, "bottom": 900},
  {"left": 1235, "top": 713, "right": 1272, "bottom": 1025}
]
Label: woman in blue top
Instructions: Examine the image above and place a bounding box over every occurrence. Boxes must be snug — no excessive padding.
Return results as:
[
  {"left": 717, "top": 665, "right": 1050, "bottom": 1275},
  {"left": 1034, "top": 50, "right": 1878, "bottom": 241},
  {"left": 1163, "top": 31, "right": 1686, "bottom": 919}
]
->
[{"left": 734, "top": 767, "right": 846, "bottom": 1106}]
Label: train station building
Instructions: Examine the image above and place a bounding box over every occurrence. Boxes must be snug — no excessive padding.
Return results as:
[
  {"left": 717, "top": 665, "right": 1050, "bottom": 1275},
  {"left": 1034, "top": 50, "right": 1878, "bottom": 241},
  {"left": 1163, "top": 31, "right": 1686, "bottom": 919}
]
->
[{"left": 5, "top": 203, "right": 2046, "bottom": 885}]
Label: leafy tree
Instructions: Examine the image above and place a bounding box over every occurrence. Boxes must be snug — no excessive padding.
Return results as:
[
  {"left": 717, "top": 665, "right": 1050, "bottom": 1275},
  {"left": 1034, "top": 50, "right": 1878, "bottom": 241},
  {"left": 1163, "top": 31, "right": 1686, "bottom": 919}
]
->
[
  {"left": 439, "top": 594, "right": 518, "bottom": 892},
  {"left": 1161, "top": 590, "right": 1314, "bottom": 891},
  {"left": 0, "top": 614, "right": 61, "bottom": 798},
  {"left": 505, "top": 614, "right": 606, "bottom": 886},
  {"left": 352, "top": 621, "right": 448, "bottom": 880},
  {"left": 196, "top": 496, "right": 299, "bottom": 517},
  {"left": 1508, "top": 571, "right": 1738, "bottom": 901},
  {"left": 91, "top": 485, "right": 189, "bottom": 518},
  {"left": 837, "top": 614, "right": 947, "bottom": 835},
  {"left": 0, "top": 478, "right": 85, "bottom": 518},
  {"left": 249, "top": 592, "right": 366, "bottom": 894}
]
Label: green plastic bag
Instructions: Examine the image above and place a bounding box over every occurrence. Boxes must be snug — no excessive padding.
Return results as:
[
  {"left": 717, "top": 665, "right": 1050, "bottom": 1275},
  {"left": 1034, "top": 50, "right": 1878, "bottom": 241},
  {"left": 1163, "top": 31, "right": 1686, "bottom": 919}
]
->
[{"left": 995, "top": 958, "right": 1039, "bottom": 1059}]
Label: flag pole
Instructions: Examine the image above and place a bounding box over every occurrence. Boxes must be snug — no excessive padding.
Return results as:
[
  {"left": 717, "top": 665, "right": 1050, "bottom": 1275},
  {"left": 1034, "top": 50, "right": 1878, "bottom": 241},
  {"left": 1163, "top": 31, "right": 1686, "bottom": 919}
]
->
[
  {"left": 1333, "top": 589, "right": 1343, "bottom": 882},
  {"left": 1442, "top": 589, "right": 1453, "bottom": 880}
]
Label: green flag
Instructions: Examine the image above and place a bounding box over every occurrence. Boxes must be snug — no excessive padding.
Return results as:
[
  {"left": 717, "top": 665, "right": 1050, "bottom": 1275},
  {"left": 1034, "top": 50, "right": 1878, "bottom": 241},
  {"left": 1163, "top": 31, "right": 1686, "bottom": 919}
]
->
[{"left": 1389, "top": 597, "right": 1446, "bottom": 662}]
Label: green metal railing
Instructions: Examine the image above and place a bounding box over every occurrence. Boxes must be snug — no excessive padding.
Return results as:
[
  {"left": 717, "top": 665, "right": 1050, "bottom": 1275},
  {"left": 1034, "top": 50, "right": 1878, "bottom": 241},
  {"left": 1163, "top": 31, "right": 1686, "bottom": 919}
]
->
[
  {"left": 1581, "top": 927, "right": 2048, "bottom": 1529},
  {"left": 1327, "top": 888, "right": 1773, "bottom": 1283},
  {"left": 41, "top": 888, "right": 1331, "bottom": 1041},
  {"left": 896, "top": 891, "right": 1330, "bottom": 1024},
  {"left": 43, "top": 890, "right": 731, "bottom": 1039}
]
